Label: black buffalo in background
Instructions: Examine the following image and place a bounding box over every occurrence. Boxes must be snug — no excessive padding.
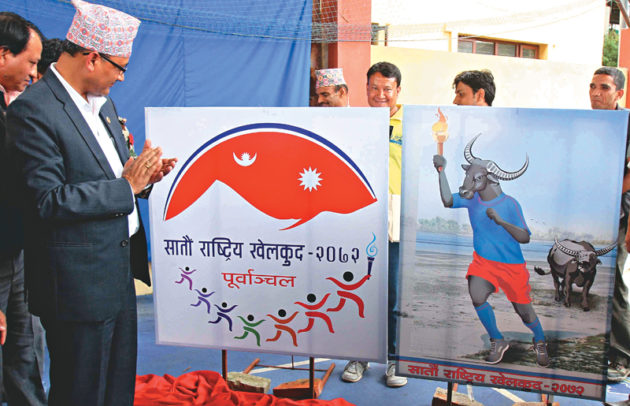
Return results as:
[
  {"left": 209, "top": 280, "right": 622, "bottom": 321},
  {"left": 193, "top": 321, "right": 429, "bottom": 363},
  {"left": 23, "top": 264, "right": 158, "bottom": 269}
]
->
[{"left": 534, "top": 238, "right": 616, "bottom": 311}]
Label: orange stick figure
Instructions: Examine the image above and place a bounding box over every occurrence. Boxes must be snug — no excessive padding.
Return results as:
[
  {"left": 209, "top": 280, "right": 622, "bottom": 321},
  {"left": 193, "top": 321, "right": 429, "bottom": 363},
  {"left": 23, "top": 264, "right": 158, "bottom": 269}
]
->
[{"left": 266, "top": 309, "right": 299, "bottom": 346}]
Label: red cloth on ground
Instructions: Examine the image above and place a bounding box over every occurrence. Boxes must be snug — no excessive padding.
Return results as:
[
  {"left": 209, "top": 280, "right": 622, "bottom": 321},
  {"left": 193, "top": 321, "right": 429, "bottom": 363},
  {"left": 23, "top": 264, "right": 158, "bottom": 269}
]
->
[{"left": 135, "top": 371, "right": 355, "bottom": 406}]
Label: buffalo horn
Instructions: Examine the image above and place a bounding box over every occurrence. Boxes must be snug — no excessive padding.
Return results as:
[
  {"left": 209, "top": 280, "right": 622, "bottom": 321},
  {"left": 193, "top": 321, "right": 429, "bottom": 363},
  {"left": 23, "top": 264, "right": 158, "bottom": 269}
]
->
[
  {"left": 594, "top": 242, "right": 617, "bottom": 257},
  {"left": 486, "top": 155, "right": 529, "bottom": 181},
  {"left": 554, "top": 238, "right": 579, "bottom": 257},
  {"left": 463, "top": 133, "right": 482, "bottom": 163}
]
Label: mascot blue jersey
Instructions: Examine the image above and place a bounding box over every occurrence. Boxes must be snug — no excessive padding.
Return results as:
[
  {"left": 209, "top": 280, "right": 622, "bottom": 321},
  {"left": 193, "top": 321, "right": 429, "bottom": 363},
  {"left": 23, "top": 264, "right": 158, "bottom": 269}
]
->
[{"left": 452, "top": 192, "right": 530, "bottom": 264}]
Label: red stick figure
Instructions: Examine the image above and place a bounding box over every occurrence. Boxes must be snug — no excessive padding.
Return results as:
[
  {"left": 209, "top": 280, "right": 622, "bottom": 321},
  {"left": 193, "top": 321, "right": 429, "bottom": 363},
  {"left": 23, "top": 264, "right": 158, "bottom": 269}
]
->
[
  {"left": 326, "top": 271, "right": 371, "bottom": 318},
  {"left": 295, "top": 293, "right": 334, "bottom": 334}
]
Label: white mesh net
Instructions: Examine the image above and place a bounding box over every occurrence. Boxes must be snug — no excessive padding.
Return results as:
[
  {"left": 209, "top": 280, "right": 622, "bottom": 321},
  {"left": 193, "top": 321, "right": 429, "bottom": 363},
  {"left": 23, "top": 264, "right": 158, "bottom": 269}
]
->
[{"left": 2, "top": 0, "right": 605, "bottom": 44}]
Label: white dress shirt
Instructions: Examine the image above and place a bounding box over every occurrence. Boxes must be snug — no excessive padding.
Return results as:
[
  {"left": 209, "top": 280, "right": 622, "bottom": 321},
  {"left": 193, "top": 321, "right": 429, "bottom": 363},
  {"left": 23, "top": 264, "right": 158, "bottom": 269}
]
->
[{"left": 50, "top": 63, "right": 139, "bottom": 236}]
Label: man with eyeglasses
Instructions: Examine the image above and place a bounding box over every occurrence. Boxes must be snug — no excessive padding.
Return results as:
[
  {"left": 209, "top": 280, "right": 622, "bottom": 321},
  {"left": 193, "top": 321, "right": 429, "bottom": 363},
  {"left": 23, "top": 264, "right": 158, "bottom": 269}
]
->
[{"left": 6, "top": 1, "right": 176, "bottom": 404}]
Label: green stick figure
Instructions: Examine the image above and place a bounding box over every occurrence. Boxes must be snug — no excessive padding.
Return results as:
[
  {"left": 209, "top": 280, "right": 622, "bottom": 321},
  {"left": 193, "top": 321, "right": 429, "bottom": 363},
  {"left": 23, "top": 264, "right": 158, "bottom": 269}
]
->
[{"left": 234, "top": 314, "right": 265, "bottom": 346}]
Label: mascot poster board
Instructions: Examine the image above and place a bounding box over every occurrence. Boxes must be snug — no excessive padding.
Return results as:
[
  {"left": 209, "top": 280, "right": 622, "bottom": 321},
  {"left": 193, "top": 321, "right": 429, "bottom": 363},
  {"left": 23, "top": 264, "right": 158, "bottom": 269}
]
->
[
  {"left": 396, "top": 105, "right": 628, "bottom": 400},
  {"left": 147, "top": 107, "right": 389, "bottom": 362}
]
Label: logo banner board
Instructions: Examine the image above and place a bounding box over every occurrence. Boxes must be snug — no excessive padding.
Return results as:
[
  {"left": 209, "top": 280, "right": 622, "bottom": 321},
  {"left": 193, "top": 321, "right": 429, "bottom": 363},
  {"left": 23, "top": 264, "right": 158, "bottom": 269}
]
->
[
  {"left": 397, "top": 105, "right": 628, "bottom": 400},
  {"left": 147, "top": 107, "right": 389, "bottom": 362}
]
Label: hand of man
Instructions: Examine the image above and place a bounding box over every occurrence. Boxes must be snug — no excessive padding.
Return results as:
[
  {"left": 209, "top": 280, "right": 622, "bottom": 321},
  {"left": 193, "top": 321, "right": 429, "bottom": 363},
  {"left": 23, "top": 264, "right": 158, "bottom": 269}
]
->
[
  {"left": 625, "top": 216, "right": 630, "bottom": 252},
  {"left": 148, "top": 157, "right": 178, "bottom": 184},
  {"left": 0, "top": 310, "right": 6, "bottom": 345},
  {"left": 122, "top": 139, "right": 164, "bottom": 195}
]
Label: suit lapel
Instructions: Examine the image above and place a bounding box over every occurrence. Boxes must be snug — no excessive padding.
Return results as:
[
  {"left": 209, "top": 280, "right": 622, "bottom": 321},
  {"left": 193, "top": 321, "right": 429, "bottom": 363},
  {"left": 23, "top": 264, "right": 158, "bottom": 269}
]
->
[
  {"left": 100, "top": 106, "right": 130, "bottom": 164},
  {"left": 42, "top": 72, "right": 116, "bottom": 179}
]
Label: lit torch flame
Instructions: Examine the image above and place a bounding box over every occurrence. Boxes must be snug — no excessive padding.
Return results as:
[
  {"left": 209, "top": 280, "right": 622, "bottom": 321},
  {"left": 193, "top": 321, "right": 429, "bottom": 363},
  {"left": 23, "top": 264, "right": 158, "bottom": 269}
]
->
[{"left": 431, "top": 107, "right": 449, "bottom": 155}]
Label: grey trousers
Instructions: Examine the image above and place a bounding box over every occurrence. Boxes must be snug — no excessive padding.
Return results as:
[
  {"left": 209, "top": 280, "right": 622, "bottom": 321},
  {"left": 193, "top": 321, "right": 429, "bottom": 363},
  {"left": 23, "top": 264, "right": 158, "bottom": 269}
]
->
[
  {"left": 611, "top": 228, "right": 630, "bottom": 367},
  {"left": 0, "top": 250, "right": 46, "bottom": 405}
]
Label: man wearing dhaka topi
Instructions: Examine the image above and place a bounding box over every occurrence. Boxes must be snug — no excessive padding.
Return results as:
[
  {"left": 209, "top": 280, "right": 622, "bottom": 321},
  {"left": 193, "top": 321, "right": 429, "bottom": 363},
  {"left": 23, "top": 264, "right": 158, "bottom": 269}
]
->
[
  {"left": 7, "top": 1, "right": 176, "bottom": 405},
  {"left": 314, "top": 68, "right": 349, "bottom": 107}
]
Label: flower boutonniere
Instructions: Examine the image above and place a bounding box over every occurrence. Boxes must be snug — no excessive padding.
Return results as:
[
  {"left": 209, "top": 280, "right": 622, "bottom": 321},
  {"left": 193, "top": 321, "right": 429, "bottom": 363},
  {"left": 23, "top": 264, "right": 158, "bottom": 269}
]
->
[{"left": 118, "top": 116, "right": 137, "bottom": 158}]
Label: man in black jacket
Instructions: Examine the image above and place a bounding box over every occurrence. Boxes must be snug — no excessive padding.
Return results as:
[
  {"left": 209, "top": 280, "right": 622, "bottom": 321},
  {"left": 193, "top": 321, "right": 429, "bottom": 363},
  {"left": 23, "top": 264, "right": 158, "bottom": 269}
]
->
[
  {"left": 0, "top": 11, "right": 47, "bottom": 406},
  {"left": 7, "top": 1, "right": 175, "bottom": 404}
]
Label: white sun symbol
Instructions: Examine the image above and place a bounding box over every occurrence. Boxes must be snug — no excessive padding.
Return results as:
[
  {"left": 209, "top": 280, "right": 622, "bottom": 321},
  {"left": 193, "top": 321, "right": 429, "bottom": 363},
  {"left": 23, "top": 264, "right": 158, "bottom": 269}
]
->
[{"left": 298, "top": 167, "right": 323, "bottom": 191}]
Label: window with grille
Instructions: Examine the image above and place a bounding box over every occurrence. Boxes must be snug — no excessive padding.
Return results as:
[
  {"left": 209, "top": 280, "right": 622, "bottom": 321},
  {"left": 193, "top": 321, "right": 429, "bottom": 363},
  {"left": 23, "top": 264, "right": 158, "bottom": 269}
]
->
[{"left": 458, "top": 36, "right": 539, "bottom": 59}]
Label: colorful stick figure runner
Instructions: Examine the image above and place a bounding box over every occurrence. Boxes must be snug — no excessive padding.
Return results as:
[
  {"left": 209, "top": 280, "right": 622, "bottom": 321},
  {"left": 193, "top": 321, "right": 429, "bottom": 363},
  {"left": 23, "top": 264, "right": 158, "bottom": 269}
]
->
[
  {"left": 175, "top": 266, "right": 196, "bottom": 290},
  {"left": 208, "top": 302, "right": 238, "bottom": 331},
  {"left": 326, "top": 271, "right": 371, "bottom": 318},
  {"left": 234, "top": 315, "right": 265, "bottom": 346},
  {"left": 266, "top": 309, "right": 299, "bottom": 347},
  {"left": 295, "top": 293, "right": 334, "bottom": 334},
  {"left": 190, "top": 287, "right": 214, "bottom": 314}
]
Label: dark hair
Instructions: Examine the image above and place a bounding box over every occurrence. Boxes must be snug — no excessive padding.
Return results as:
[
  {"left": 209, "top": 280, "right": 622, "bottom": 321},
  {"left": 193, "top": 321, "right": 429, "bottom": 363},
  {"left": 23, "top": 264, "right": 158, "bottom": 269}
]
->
[
  {"left": 62, "top": 39, "right": 90, "bottom": 56},
  {"left": 594, "top": 67, "right": 625, "bottom": 91},
  {"left": 453, "top": 70, "right": 496, "bottom": 106},
  {"left": 0, "top": 12, "right": 44, "bottom": 55},
  {"left": 334, "top": 84, "right": 348, "bottom": 93},
  {"left": 38, "top": 38, "right": 63, "bottom": 75},
  {"left": 367, "top": 61, "right": 401, "bottom": 87}
]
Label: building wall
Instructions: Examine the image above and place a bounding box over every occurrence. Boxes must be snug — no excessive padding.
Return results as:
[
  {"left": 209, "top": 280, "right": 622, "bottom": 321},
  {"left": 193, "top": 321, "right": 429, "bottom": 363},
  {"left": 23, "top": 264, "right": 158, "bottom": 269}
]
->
[
  {"left": 619, "top": 28, "right": 630, "bottom": 108},
  {"left": 371, "top": 0, "right": 607, "bottom": 66},
  {"left": 370, "top": 46, "right": 619, "bottom": 109}
]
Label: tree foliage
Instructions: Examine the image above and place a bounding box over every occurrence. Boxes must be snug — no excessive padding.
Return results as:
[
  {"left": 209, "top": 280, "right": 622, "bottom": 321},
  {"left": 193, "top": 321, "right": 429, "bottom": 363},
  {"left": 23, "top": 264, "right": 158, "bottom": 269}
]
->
[{"left": 603, "top": 29, "right": 619, "bottom": 67}]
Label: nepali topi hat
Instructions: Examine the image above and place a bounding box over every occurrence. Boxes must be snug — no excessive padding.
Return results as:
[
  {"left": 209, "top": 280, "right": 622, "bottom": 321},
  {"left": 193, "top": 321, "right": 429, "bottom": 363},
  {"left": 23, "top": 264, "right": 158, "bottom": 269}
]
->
[
  {"left": 315, "top": 68, "right": 346, "bottom": 89},
  {"left": 66, "top": 0, "right": 140, "bottom": 58}
]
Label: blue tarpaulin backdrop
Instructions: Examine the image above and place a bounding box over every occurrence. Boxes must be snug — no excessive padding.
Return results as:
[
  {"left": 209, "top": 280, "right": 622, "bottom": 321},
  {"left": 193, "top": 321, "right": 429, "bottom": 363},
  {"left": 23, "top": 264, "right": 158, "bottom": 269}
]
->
[{"left": 1, "top": 0, "right": 312, "bottom": 258}]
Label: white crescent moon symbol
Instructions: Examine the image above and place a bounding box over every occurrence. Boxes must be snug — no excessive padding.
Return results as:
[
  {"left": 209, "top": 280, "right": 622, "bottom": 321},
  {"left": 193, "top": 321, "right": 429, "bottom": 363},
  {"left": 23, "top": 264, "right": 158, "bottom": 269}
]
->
[{"left": 233, "top": 152, "right": 257, "bottom": 167}]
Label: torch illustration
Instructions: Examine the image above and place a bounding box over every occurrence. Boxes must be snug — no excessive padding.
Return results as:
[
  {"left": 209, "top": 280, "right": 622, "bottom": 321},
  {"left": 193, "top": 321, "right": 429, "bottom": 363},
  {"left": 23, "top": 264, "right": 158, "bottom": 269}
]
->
[
  {"left": 431, "top": 107, "right": 449, "bottom": 155},
  {"left": 365, "top": 233, "right": 378, "bottom": 276}
]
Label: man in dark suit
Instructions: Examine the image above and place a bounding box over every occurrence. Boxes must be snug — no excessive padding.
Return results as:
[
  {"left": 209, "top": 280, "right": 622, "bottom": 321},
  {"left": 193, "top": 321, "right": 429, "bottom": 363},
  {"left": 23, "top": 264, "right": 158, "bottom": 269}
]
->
[
  {"left": 0, "top": 12, "right": 47, "bottom": 406},
  {"left": 7, "top": 1, "right": 175, "bottom": 405}
]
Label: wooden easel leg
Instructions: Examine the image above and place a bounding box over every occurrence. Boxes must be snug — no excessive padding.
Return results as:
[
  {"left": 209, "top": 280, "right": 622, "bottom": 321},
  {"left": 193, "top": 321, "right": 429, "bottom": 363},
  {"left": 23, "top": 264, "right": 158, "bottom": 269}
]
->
[
  {"left": 445, "top": 382, "right": 459, "bottom": 406},
  {"left": 271, "top": 358, "right": 336, "bottom": 399},
  {"left": 222, "top": 349, "right": 228, "bottom": 381},
  {"left": 541, "top": 393, "right": 554, "bottom": 405},
  {"left": 309, "top": 357, "right": 315, "bottom": 399},
  {"left": 243, "top": 358, "right": 260, "bottom": 374},
  {"left": 320, "top": 363, "right": 335, "bottom": 387}
]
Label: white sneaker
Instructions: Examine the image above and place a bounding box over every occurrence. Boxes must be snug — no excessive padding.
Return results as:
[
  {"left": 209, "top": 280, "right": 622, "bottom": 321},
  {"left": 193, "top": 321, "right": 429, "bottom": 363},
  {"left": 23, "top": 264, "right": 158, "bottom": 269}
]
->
[
  {"left": 385, "top": 361, "right": 407, "bottom": 387},
  {"left": 342, "top": 360, "right": 368, "bottom": 383}
]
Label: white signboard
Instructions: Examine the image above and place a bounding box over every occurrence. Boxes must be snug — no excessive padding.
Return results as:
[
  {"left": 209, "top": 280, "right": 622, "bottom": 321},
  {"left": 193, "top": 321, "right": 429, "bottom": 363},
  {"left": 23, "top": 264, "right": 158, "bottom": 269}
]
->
[{"left": 147, "top": 107, "right": 389, "bottom": 362}]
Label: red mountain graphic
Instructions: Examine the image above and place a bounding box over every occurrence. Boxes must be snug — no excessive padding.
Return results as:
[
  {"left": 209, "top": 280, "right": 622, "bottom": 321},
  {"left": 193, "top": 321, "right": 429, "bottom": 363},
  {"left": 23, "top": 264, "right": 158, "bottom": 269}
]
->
[{"left": 164, "top": 123, "right": 377, "bottom": 229}]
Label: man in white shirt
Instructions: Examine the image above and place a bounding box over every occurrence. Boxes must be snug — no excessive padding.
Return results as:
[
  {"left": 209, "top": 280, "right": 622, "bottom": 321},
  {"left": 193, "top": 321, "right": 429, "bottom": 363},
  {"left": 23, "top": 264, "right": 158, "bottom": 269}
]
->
[{"left": 7, "top": 1, "right": 175, "bottom": 405}]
